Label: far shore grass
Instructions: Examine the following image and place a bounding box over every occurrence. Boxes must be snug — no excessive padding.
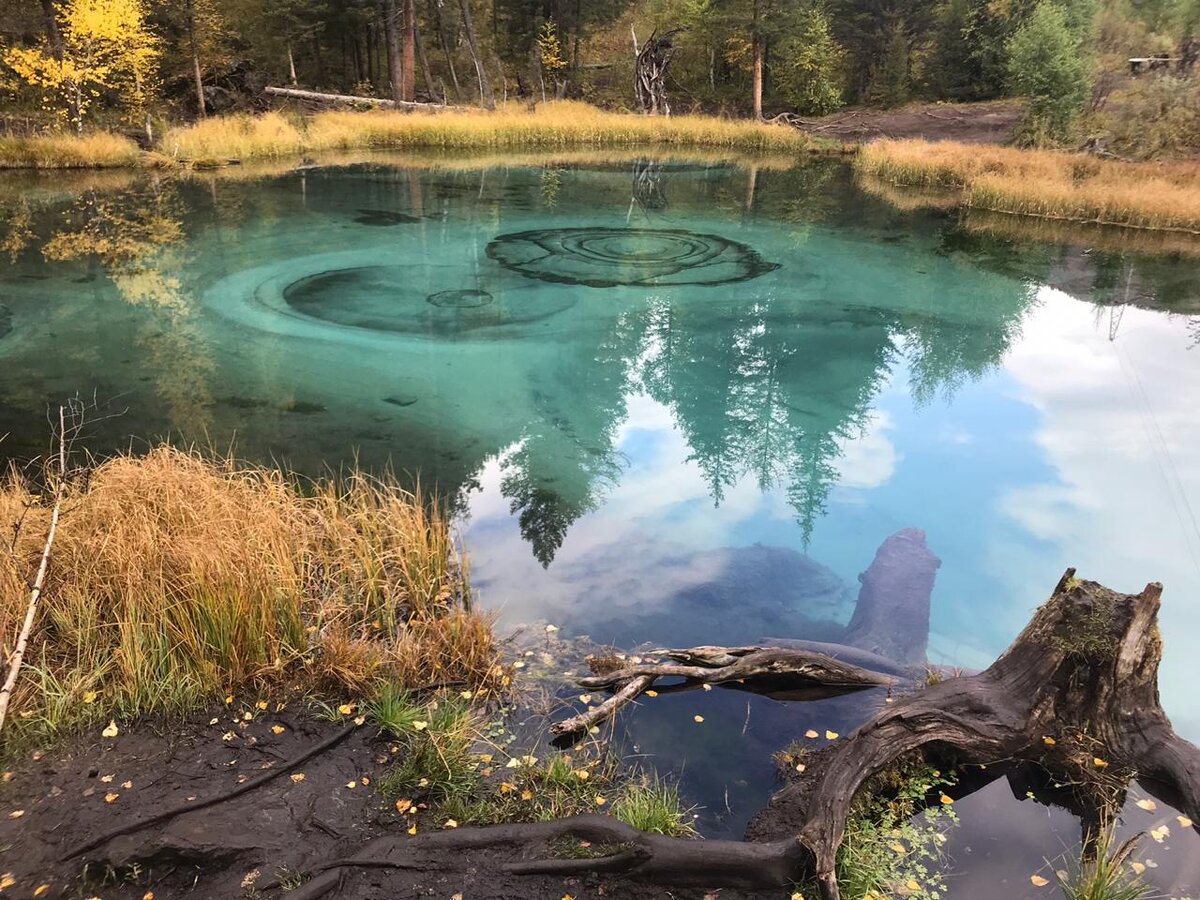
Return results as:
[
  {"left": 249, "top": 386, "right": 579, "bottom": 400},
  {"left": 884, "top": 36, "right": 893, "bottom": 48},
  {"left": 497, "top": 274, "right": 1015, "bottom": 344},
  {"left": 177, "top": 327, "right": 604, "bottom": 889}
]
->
[
  {"left": 0, "top": 102, "right": 823, "bottom": 172},
  {"left": 857, "top": 138, "right": 1200, "bottom": 234}
]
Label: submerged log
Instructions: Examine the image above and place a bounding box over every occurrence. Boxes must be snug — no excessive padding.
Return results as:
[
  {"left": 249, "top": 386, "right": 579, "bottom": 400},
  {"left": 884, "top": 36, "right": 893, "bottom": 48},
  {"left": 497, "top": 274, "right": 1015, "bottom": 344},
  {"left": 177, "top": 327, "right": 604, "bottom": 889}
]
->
[{"left": 291, "top": 570, "right": 1200, "bottom": 900}]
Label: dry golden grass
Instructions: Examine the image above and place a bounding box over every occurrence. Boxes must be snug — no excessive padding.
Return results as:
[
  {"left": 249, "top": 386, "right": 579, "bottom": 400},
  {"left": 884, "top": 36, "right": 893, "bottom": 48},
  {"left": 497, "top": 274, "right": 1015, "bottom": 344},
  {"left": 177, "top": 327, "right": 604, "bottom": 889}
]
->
[
  {"left": 301, "top": 101, "right": 813, "bottom": 153},
  {"left": 856, "top": 139, "right": 1200, "bottom": 234},
  {"left": 0, "top": 131, "right": 141, "bottom": 170},
  {"left": 161, "top": 110, "right": 305, "bottom": 163},
  {"left": 156, "top": 101, "right": 813, "bottom": 163},
  {"left": 0, "top": 447, "right": 502, "bottom": 739}
]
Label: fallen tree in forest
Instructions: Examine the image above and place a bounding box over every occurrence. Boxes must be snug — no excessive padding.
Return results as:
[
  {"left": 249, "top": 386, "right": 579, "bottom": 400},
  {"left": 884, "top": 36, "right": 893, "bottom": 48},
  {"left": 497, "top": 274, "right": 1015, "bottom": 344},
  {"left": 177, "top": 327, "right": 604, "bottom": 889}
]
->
[{"left": 281, "top": 568, "right": 1200, "bottom": 900}]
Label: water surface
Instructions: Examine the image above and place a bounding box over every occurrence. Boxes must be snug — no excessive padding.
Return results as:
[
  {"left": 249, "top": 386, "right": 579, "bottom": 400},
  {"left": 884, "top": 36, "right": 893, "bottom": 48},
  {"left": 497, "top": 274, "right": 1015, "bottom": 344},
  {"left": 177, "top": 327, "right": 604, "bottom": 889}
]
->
[{"left": 2, "top": 155, "right": 1199, "bottom": 895}]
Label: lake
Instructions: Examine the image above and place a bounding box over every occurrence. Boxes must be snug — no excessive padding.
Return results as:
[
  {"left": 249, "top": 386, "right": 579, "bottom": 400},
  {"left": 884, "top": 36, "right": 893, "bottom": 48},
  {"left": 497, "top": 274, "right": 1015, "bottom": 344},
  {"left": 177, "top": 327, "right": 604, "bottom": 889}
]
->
[{"left": 1, "top": 154, "right": 1198, "bottom": 895}]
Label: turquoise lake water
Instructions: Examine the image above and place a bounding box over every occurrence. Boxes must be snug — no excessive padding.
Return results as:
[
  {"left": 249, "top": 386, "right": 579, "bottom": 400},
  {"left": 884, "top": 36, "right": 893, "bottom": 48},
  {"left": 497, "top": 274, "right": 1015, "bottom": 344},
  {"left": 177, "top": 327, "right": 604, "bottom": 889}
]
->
[{"left": 1, "top": 156, "right": 1199, "bottom": 894}]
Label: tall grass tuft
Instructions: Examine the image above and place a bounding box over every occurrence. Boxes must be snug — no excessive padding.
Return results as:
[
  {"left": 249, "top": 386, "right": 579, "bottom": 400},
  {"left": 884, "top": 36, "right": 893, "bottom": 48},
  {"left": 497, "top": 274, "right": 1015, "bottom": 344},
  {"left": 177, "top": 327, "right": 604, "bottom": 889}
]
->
[
  {"left": 1055, "top": 824, "right": 1152, "bottom": 900},
  {"left": 162, "top": 111, "right": 305, "bottom": 162},
  {"left": 856, "top": 139, "right": 1200, "bottom": 234},
  {"left": 0, "top": 132, "right": 141, "bottom": 169},
  {"left": 0, "top": 446, "right": 500, "bottom": 740}
]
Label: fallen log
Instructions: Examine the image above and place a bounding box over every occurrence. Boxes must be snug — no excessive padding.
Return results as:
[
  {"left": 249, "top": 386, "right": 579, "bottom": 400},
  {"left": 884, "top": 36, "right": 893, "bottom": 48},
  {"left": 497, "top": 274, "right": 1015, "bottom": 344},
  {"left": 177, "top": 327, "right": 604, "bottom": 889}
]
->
[
  {"left": 263, "top": 86, "right": 447, "bottom": 110},
  {"left": 292, "top": 569, "right": 1200, "bottom": 900}
]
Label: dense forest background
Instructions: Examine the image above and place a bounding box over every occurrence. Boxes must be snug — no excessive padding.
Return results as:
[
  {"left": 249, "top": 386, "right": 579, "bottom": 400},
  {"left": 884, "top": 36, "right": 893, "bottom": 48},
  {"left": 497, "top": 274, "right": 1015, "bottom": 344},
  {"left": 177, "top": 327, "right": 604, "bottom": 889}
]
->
[{"left": 0, "top": 0, "right": 1198, "bottom": 149}]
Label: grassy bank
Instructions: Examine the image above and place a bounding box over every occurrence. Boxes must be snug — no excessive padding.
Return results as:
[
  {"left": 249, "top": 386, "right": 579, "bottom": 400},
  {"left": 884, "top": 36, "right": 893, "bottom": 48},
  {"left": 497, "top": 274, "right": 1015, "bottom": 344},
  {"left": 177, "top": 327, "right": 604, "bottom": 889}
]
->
[
  {"left": 0, "top": 131, "right": 141, "bottom": 170},
  {"left": 857, "top": 139, "right": 1200, "bottom": 234},
  {"left": 0, "top": 103, "right": 818, "bottom": 171},
  {"left": 0, "top": 446, "right": 501, "bottom": 742}
]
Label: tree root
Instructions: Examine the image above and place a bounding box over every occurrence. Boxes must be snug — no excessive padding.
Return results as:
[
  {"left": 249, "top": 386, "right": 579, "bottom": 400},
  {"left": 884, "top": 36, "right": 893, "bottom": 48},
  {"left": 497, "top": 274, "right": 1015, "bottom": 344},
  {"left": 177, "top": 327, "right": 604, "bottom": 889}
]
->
[
  {"left": 62, "top": 722, "right": 361, "bottom": 861},
  {"left": 293, "top": 570, "right": 1200, "bottom": 900}
]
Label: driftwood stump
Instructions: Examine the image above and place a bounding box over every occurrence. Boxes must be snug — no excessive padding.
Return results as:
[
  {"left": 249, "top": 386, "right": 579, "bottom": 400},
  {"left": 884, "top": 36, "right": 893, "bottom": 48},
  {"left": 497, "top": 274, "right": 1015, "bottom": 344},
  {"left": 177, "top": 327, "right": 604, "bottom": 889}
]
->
[{"left": 287, "top": 569, "right": 1200, "bottom": 900}]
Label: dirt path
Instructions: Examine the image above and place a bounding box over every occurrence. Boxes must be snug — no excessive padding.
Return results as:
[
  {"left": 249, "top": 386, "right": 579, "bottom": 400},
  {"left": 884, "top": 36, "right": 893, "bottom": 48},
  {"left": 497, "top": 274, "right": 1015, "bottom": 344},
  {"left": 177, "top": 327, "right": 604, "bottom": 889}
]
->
[{"left": 794, "top": 99, "right": 1025, "bottom": 144}]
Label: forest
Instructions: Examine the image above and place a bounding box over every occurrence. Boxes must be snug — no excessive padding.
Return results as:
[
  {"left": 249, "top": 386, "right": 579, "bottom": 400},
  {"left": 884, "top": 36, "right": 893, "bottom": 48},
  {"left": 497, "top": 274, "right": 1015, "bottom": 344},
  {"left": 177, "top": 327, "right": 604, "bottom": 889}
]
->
[{"left": 0, "top": 0, "right": 1198, "bottom": 151}]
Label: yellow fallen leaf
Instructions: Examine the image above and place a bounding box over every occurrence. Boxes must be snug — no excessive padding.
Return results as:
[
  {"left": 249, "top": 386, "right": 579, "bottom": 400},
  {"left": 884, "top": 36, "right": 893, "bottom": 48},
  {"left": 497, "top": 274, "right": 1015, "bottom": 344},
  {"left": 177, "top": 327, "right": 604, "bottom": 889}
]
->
[
  {"left": 702, "top": 684, "right": 713, "bottom": 691},
  {"left": 271, "top": 725, "right": 286, "bottom": 735},
  {"left": 905, "top": 880, "right": 920, "bottom": 891},
  {"left": 574, "top": 769, "right": 590, "bottom": 780},
  {"left": 595, "top": 795, "right": 607, "bottom": 806},
  {"left": 790, "top": 893, "right": 803, "bottom": 900},
  {"left": 444, "top": 819, "right": 458, "bottom": 828},
  {"left": 121, "top": 780, "right": 132, "bottom": 789},
  {"left": 939, "top": 794, "right": 954, "bottom": 805},
  {"left": 6, "top": 810, "right": 23, "bottom": 819},
  {"left": 208, "top": 717, "right": 219, "bottom": 726},
  {"left": 889, "top": 842, "right": 906, "bottom": 854},
  {"left": 346, "top": 781, "right": 357, "bottom": 789},
  {"left": 412, "top": 721, "right": 429, "bottom": 731},
  {"left": 795, "top": 763, "right": 806, "bottom": 773},
  {"left": 407, "top": 823, "right": 418, "bottom": 835},
  {"left": 1178, "top": 815, "right": 1193, "bottom": 827},
  {"left": 645, "top": 690, "right": 658, "bottom": 697},
  {"left": 242, "top": 711, "right": 253, "bottom": 721},
  {"left": 395, "top": 799, "right": 412, "bottom": 813},
  {"left": 825, "top": 730, "right": 839, "bottom": 740},
  {"left": 1042, "top": 736, "right": 1056, "bottom": 746},
  {"left": 1, "top": 773, "right": 11, "bottom": 783},
  {"left": 338, "top": 704, "right": 354, "bottom": 716},
  {"left": 100, "top": 775, "right": 114, "bottom": 783},
  {"left": 545, "top": 624, "right": 559, "bottom": 633},
  {"left": 222, "top": 731, "right": 236, "bottom": 741},
  {"left": 255, "top": 700, "right": 268, "bottom": 710},
  {"left": 1130, "top": 861, "right": 1147, "bottom": 875},
  {"left": 83, "top": 691, "right": 98, "bottom": 704},
  {"left": 805, "top": 729, "right": 819, "bottom": 739},
  {"left": 513, "top": 661, "right": 525, "bottom": 669},
  {"left": 354, "top": 716, "right": 366, "bottom": 726},
  {"left": 144, "top": 892, "right": 155, "bottom": 900},
  {"left": 1030, "top": 874, "right": 1050, "bottom": 887},
  {"left": 1150, "top": 825, "right": 1169, "bottom": 842},
  {"left": 1093, "top": 757, "right": 1109, "bottom": 768},
  {"left": 479, "top": 754, "right": 493, "bottom": 763},
  {"left": 694, "top": 715, "right": 704, "bottom": 723},
  {"left": 578, "top": 694, "right": 592, "bottom": 704},
  {"left": 35, "top": 886, "right": 50, "bottom": 897},
  {"left": 521, "top": 789, "right": 534, "bottom": 801},
  {"left": 225, "top": 695, "right": 234, "bottom": 705},
  {"left": 361, "top": 777, "right": 370, "bottom": 786},
  {"left": 0, "top": 874, "right": 14, "bottom": 890},
  {"left": 1136, "top": 798, "right": 1157, "bottom": 811},
  {"left": 102, "top": 720, "right": 119, "bottom": 738},
  {"left": 563, "top": 895, "right": 575, "bottom": 900},
  {"left": 290, "top": 773, "right": 305, "bottom": 783},
  {"left": 105, "top": 792, "right": 119, "bottom": 803},
  {"left": 460, "top": 691, "right": 473, "bottom": 700}
]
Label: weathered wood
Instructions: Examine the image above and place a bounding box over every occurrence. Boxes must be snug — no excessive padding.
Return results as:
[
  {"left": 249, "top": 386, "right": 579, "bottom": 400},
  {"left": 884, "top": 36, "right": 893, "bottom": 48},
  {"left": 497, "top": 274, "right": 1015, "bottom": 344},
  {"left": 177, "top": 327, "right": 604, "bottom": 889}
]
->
[
  {"left": 290, "top": 570, "right": 1200, "bottom": 900},
  {"left": 634, "top": 29, "right": 683, "bottom": 116},
  {"left": 263, "top": 85, "right": 445, "bottom": 109}
]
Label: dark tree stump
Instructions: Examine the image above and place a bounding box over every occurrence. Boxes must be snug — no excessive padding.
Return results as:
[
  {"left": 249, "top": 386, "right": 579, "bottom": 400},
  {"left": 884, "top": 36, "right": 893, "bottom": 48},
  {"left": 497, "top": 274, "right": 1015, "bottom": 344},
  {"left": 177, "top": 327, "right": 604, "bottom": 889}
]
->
[{"left": 285, "top": 570, "right": 1200, "bottom": 900}]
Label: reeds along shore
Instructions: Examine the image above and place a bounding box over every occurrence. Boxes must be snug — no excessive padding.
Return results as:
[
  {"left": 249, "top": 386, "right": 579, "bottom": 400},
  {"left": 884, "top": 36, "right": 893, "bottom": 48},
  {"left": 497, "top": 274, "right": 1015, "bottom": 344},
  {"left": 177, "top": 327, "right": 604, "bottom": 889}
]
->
[
  {"left": 0, "top": 446, "right": 502, "bottom": 741},
  {"left": 0, "top": 102, "right": 817, "bottom": 171},
  {"left": 856, "top": 139, "right": 1200, "bottom": 234}
]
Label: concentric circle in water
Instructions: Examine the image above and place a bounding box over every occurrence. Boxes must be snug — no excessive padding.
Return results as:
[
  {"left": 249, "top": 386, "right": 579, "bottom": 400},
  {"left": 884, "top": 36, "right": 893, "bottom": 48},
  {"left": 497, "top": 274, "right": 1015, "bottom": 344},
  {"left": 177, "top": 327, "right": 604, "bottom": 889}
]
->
[
  {"left": 427, "top": 289, "right": 494, "bottom": 308},
  {"left": 486, "top": 227, "right": 780, "bottom": 288}
]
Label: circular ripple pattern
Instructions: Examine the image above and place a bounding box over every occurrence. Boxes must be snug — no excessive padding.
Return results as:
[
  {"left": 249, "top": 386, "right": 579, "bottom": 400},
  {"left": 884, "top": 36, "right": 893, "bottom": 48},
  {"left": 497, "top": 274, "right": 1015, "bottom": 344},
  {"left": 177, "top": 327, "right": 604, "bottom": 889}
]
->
[
  {"left": 427, "top": 289, "right": 494, "bottom": 308},
  {"left": 486, "top": 227, "right": 780, "bottom": 288}
]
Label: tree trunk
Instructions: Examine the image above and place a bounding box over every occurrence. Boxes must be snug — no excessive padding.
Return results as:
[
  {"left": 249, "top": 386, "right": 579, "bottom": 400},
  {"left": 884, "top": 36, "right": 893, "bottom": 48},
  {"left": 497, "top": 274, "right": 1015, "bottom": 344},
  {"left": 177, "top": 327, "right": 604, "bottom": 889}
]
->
[
  {"left": 270, "top": 570, "right": 1200, "bottom": 900},
  {"left": 456, "top": 0, "right": 493, "bottom": 109},
  {"left": 384, "top": 0, "right": 403, "bottom": 103},
  {"left": 429, "top": 0, "right": 461, "bottom": 99},
  {"left": 401, "top": 0, "right": 416, "bottom": 102},
  {"left": 287, "top": 43, "right": 299, "bottom": 86},
  {"left": 751, "top": 0, "right": 763, "bottom": 120},
  {"left": 185, "top": 0, "right": 207, "bottom": 118},
  {"left": 39, "top": 0, "right": 78, "bottom": 125},
  {"left": 415, "top": 23, "right": 438, "bottom": 102}
]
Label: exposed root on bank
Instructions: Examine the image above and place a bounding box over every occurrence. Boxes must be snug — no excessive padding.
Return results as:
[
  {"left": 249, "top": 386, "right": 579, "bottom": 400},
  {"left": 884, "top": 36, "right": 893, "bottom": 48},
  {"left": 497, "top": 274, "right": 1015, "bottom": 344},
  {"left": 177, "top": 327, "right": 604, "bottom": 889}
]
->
[{"left": 288, "top": 569, "right": 1200, "bottom": 900}]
